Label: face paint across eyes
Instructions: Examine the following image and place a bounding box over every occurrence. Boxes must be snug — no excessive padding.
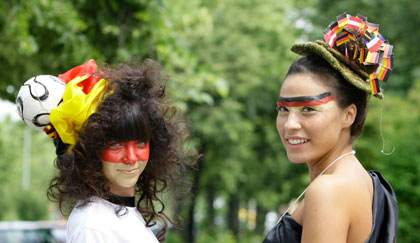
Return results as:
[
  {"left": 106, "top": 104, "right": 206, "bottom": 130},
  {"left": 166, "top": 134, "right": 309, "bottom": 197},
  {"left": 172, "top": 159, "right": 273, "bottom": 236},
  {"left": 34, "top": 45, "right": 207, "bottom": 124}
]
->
[
  {"left": 277, "top": 92, "right": 335, "bottom": 113},
  {"left": 101, "top": 140, "right": 150, "bottom": 164}
]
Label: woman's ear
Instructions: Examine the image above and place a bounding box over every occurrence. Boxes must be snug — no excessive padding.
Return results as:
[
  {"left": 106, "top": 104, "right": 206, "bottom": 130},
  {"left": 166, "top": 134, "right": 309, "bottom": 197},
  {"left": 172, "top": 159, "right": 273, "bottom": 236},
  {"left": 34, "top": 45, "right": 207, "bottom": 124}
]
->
[{"left": 342, "top": 104, "right": 357, "bottom": 128}]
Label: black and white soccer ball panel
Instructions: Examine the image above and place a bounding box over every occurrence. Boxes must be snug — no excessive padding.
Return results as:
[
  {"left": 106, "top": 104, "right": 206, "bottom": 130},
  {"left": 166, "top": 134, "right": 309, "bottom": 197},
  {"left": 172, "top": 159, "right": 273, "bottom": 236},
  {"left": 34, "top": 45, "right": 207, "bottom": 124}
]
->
[{"left": 16, "top": 75, "right": 66, "bottom": 131}]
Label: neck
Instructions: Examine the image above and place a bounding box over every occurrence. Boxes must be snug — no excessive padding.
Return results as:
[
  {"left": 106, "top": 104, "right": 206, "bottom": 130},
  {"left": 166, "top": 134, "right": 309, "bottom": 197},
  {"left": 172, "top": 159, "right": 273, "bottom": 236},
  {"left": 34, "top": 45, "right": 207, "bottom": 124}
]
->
[
  {"left": 308, "top": 144, "right": 354, "bottom": 181},
  {"left": 109, "top": 186, "right": 136, "bottom": 197}
]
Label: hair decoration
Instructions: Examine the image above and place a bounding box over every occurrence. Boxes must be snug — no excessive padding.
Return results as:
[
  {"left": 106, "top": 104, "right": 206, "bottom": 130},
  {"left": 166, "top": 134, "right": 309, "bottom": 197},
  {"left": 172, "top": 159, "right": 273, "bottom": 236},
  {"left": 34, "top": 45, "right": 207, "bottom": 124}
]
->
[
  {"left": 49, "top": 60, "right": 110, "bottom": 146},
  {"left": 58, "top": 59, "right": 102, "bottom": 93},
  {"left": 43, "top": 124, "right": 59, "bottom": 139},
  {"left": 323, "top": 13, "right": 394, "bottom": 96}
]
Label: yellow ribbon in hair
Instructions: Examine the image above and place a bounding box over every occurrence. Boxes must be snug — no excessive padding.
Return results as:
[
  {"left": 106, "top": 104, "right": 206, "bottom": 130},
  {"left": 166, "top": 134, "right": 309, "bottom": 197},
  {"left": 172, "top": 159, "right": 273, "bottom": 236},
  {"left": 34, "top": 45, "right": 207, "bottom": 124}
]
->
[{"left": 50, "top": 75, "right": 109, "bottom": 145}]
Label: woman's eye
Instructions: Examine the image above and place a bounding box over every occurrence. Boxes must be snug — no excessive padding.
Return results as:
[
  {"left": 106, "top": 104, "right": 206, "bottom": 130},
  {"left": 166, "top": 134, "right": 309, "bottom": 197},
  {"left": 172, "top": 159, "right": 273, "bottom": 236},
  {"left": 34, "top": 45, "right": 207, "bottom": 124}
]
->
[
  {"left": 302, "top": 106, "right": 317, "bottom": 112},
  {"left": 276, "top": 106, "right": 289, "bottom": 112},
  {"left": 107, "top": 142, "right": 122, "bottom": 149},
  {"left": 136, "top": 141, "right": 147, "bottom": 147}
]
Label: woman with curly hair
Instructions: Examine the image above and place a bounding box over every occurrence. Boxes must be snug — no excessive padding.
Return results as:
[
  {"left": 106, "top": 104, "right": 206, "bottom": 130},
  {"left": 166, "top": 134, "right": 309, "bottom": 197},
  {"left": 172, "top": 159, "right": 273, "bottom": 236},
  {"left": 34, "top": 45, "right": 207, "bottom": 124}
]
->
[{"left": 44, "top": 59, "right": 190, "bottom": 242}]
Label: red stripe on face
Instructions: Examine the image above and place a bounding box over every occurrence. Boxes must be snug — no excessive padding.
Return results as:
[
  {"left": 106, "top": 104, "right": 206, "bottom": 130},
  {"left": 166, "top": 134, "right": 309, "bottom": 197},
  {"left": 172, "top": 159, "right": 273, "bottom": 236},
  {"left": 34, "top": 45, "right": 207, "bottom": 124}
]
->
[
  {"left": 277, "top": 95, "right": 334, "bottom": 107},
  {"left": 102, "top": 140, "right": 150, "bottom": 164}
]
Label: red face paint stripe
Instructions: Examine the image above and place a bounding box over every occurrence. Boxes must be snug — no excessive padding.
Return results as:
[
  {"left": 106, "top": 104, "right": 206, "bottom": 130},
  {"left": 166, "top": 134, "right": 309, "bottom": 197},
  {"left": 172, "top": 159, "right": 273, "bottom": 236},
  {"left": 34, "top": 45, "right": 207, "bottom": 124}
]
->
[
  {"left": 101, "top": 140, "right": 150, "bottom": 164},
  {"left": 277, "top": 94, "right": 334, "bottom": 107}
]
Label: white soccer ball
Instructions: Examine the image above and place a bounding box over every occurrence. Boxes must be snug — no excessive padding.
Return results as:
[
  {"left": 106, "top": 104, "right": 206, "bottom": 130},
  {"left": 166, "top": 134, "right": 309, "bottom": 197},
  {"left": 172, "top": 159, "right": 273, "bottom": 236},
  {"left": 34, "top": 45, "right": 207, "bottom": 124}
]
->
[{"left": 16, "top": 75, "right": 66, "bottom": 131}]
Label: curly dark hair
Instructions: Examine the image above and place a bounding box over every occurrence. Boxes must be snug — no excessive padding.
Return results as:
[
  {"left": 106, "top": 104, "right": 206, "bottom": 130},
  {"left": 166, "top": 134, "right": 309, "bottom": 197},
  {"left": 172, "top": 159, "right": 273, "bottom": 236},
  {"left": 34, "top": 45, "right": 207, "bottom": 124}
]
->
[{"left": 47, "top": 59, "right": 191, "bottom": 241}]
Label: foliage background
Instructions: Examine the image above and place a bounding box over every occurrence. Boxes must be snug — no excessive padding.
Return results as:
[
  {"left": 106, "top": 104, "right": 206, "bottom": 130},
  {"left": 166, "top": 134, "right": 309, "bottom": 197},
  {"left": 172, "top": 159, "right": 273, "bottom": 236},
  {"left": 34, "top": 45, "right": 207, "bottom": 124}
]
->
[{"left": 1, "top": 0, "right": 419, "bottom": 242}]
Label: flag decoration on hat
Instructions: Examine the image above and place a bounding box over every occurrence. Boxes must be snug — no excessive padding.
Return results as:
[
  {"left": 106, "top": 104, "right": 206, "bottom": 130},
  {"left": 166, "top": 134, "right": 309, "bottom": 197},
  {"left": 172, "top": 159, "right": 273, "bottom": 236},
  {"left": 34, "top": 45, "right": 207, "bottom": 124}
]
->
[{"left": 323, "top": 13, "right": 394, "bottom": 96}]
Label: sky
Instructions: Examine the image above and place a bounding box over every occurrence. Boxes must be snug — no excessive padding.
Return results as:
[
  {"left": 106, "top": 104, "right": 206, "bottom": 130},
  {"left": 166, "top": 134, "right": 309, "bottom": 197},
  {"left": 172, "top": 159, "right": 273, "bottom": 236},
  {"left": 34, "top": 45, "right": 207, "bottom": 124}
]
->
[{"left": 0, "top": 99, "right": 20, "bottom": 121}]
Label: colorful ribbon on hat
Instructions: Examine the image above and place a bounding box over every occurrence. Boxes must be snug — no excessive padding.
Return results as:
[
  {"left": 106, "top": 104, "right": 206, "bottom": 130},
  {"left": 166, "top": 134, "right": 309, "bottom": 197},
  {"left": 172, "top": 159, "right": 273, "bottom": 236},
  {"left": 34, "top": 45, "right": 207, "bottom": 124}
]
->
[
  {"left": 50, "top": 60, "right": 109, "bottom": 145},
  {"left": 323, "top": 13, "right": 394, "bottom": 96}
]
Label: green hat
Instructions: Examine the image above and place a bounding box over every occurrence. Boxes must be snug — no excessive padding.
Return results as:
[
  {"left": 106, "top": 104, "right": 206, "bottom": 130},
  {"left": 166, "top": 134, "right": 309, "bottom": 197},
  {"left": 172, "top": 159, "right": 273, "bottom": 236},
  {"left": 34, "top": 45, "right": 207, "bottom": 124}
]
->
[
  {"left": 291, "top": 40, "right": 382, "bottom": 98},
  {"left": 290, "top": 13, "right": 395, "bottom": 99}
]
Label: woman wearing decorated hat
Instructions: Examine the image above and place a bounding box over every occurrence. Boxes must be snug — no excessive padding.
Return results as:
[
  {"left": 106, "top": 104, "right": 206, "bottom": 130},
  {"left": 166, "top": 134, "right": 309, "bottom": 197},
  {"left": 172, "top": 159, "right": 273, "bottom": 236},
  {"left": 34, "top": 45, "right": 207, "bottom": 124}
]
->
[
  {"left": 43, "top": 59, "right": 191, "bottom": 242},
  {"left": 263, "top": 13, "right": 397, "bottom": 242}
]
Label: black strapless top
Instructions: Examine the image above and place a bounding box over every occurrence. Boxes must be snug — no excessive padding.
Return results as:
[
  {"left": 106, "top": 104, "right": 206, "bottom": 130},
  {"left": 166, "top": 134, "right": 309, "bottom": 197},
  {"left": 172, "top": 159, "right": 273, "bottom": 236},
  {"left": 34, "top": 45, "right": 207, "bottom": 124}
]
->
[{"left": 263, "top": 171, "right": 398, "bottom": 243}]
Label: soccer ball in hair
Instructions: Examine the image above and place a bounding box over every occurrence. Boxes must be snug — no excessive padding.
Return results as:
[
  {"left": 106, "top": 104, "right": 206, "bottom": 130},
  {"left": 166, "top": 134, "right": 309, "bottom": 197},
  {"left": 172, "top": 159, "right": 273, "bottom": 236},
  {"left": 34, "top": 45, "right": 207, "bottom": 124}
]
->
[{"left": 16, "top": 75, "right": 66, "bottom": 131}]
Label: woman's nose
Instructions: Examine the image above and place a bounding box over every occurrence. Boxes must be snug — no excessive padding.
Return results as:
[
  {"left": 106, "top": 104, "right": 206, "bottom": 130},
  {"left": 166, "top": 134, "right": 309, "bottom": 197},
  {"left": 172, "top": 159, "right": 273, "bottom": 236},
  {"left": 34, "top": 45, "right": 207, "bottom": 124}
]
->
[
  {"left": 284, "top": 112, "right": 302, "bottom": 131},
  {"left": 123, "top": 143, "right": 138, "bottom": 165}
]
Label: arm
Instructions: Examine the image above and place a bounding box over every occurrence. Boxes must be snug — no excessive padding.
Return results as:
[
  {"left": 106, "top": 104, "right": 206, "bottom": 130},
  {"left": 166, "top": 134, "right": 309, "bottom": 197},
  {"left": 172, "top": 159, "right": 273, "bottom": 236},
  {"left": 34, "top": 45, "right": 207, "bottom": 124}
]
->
[{"left": 301, "top": 176, "right": 352, "bottom": 243}]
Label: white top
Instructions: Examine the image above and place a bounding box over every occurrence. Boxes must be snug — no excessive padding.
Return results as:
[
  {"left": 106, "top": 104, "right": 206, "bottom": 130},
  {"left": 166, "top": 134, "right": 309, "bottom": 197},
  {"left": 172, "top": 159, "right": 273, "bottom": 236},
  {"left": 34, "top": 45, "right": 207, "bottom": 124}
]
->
[{"left": 66, "top": 197, "right": 159, "bottom": 243}]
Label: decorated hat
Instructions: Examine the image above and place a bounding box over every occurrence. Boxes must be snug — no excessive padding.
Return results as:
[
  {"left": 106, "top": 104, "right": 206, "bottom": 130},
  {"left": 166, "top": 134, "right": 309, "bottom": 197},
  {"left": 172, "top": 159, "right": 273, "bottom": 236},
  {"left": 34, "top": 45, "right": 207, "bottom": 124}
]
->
[{"left": 291, "top": 13, "right": 394, "bottom": 98}]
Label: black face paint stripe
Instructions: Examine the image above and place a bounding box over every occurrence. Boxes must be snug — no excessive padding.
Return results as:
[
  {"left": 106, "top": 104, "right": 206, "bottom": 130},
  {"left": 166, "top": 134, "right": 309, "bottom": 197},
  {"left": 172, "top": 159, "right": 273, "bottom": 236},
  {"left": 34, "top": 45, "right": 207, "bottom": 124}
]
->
[{"left": 278, "top": 92, "right": 332, "bottom": 103}]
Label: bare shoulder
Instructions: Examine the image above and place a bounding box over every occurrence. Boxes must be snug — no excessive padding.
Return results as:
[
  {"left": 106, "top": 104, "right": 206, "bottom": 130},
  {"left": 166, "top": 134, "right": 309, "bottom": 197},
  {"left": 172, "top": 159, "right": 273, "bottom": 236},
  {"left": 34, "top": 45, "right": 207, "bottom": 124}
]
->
[
  {"left": 301, "top": 174, "right": 367, "bottom": 242},
  {"left": 305, "top": 174, "right": 357, "bottom": 211},
  {"left": 308, "top": 173, "right": 359, "bottom": 194}
]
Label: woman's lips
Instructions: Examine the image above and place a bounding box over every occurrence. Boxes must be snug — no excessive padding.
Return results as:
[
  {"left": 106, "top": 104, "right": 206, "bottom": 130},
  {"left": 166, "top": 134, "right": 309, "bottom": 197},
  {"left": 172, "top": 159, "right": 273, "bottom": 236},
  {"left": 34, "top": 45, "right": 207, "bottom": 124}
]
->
[
  {"left": 118, "top": 168, "right": 139, "bottom": 174},
  {"left": 284, "top": 137, "right": 310, "bottom": 150},
  {"left": 287, "top": 138, "right": 309, "bottom": 145}
]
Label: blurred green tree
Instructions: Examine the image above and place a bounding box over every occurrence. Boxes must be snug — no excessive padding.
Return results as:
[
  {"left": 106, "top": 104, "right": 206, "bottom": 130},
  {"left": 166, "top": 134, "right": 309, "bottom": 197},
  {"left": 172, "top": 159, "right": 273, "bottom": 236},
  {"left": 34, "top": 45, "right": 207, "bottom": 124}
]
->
[
  {"left": 150, "top": 0, "right": 309, "bottom": 241},
  {"left": 357, "top": 87, "right": 420, "bottom": 242},
  {"left": 0, "top": 0, "right": 156, "bottom": 100},
  {"left": 0, "top": 117, "right": 56, "bottom": 221}
]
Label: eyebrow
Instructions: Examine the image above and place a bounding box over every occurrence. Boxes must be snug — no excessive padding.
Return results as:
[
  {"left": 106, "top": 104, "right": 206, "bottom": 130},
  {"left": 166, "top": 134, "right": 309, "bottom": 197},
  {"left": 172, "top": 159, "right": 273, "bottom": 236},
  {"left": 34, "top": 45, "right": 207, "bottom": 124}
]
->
[{"left": 277, "top": 92, "right": 334, "bottom": 107}]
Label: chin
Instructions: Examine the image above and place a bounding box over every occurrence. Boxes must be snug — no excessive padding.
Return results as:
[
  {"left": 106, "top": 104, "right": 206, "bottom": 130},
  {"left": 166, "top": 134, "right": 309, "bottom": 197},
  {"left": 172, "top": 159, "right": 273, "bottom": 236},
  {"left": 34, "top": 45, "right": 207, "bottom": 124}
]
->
[
  {"left": 286, "top": 152, "right": 308, "bottom": 164},
  {"left": 119, "top": 182, "right": 137, "bottom": 188}
]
